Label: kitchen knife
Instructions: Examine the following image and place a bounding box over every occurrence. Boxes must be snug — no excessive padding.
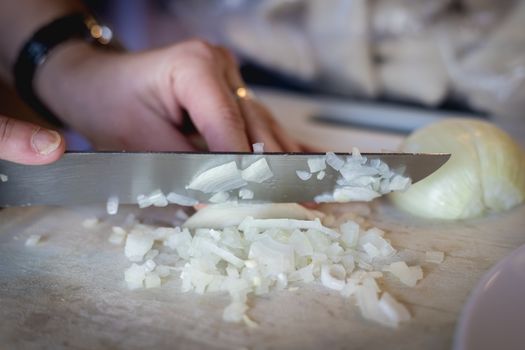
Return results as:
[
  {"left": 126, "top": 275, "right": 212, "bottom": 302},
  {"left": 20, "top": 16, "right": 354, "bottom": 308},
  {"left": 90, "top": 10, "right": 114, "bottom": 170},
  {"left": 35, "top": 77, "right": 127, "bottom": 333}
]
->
[{"left": 0, "top": 151, "right": 450, "bottom": 206}]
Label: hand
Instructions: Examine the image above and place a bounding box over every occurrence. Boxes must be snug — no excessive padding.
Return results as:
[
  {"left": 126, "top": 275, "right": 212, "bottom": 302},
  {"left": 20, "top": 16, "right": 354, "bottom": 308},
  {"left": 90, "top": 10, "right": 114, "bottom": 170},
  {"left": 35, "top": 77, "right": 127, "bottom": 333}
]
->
[
  {"left": 0, "top": 115, "right": 64, "bottom": 164},
  {"left": 36, "top": 40, "right": 302, "bottom": 152}
]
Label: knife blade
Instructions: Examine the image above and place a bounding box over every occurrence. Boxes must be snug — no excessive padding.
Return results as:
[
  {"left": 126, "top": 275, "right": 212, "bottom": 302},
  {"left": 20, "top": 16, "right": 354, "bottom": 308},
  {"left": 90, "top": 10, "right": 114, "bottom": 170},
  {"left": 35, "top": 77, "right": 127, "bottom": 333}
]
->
[{"left": 0, "top": 151, "right": 449, "bottom": 206}]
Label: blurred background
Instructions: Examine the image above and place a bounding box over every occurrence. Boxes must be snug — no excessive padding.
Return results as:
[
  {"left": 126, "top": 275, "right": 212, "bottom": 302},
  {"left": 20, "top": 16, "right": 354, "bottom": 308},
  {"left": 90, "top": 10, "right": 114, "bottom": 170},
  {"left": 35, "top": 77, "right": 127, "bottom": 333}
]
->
[{"left": 2, "top": 0, "right": 524, "bottom": 148}]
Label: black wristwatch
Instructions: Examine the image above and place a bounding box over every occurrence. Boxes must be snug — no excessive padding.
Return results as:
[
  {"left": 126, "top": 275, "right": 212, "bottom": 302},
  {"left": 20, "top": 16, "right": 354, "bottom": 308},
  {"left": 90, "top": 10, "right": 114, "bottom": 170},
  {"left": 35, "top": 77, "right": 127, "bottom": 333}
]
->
[{"left": 13, "top": 12, "right": 118, "bottom": 127}]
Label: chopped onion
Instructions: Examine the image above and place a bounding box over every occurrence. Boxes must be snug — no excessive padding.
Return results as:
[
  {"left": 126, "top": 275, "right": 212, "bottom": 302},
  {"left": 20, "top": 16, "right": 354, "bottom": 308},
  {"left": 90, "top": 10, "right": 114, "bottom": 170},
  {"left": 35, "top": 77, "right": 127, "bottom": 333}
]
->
[
  {"left": 110, "top": 202, "right": 424, "bottom": 328},
  {"left": 242, "top": 158, "right": 273, "bottom": 183},
  {"left": 340, "top": 279, "right": 358, "bottom": 298},
  {"left": 106, "top": 196, "right": 119, "bottom": 215},
  {"left": 321, "top": 264, "right": 346, "bottom": 291},
  {"left": 239, "top": 217, "right": 339, "bottom": 238},
  {"left": 296, "top": 170, "right": 312, "bottom": 181},
  {"left": 317, "top": 170, "right": 326, "bottom": 180},
  {"left": 239, "top": 188, "right": 254, "bottom": 200},
  {"left": 125, "top": 233, "right": 154, "bottom": 262},
  {"left": 326, "top": 152, "right": 344, "bottom": 171},
  {"left": 187, "top": 161, "right": 246, "bottom": 193},
  {"left": 378, "top": 292, "right": 411, "bottom": 325},
  {"left": 383, "top": 262, "right": 423, "bottom": 287},
  {"left": 148, "top": 190, "right": 169, "bottom": 207},
  {"left": 249, "top": 236, "right": 295, "bottom": 275},
  {"left": 166, "top": 192, "right": 199, "bottom": 206},
  {"left": 307, "top": 156, "right": 326, "bottom": 173},
  {"left": 25, "top": 234, "right": 41, "bottom": 246},
  {"left": 0, "top": 173, "right": 8, "bottom": 182},
  {"left": 108, "top": 226, "right": 127, "bottom": 245},
  {"left": 193, "top": 237, "right": 245, "bottom": 268},
  {"left": 144, "top": 249, "right": 159, "bottom": 261},
  {"left": 144, "top": 259, "right": 157, "bottom": 272},
  {"left": 340, "top": 220, "right": 360, "bottom": 248},
  {"left": 333, "top": 187, "right": 381, "bottom": 202},
  {"left": 155, "top": 265, "right": 171, "bottom": 278},
  {"left": 425, "top": 251, "right": 445, "bottom": 264},
  {"left": 223, "top": 301, "right": 248, "bottom": 322},
  {"left": 184, "top": 203, "right": 324, "bottom": 229},
  {"left": 125, "top": 263, "right": 146, "bottom": 289},
  {"left": 145, "top": 272, "right": 161, "bottom": 288},
  {"left": 252, "top": 142, "right": 264, "bottom": 154}
]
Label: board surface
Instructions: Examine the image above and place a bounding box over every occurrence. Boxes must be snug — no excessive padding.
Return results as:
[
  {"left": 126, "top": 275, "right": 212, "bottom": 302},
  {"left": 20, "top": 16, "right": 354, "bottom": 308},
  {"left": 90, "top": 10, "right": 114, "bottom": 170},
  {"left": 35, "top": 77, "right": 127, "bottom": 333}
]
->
[{"left": 1, "top": 202, "right": 524, "bottom": 350}]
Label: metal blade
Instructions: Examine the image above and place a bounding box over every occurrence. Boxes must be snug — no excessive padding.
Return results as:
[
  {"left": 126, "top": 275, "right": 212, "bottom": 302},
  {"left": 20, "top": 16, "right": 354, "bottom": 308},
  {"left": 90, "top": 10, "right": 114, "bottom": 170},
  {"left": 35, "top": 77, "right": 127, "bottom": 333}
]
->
[{"left": 0, "top": 152, "right": 449, "bottom": 206}]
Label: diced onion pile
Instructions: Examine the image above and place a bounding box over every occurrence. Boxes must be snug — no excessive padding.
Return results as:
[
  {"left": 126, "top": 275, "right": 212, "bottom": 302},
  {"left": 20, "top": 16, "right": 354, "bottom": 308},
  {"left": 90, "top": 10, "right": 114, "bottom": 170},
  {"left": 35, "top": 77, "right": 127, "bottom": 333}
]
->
[
  {"left": 114, "top": 203, "right": 423, "bottom": 328},
  {"left": 305, "top": 148, "right": 411, "bottom": 203}
]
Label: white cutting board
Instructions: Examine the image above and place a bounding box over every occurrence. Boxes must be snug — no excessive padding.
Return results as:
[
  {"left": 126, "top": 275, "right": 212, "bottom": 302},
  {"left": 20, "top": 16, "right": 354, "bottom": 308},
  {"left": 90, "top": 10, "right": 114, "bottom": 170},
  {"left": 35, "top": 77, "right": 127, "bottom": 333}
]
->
[
  {"left": 1, "top": 202, "right": 525, "bottom": 350},
  {"left": 1, "top": 89, "right": 525, "bottom": 349}
]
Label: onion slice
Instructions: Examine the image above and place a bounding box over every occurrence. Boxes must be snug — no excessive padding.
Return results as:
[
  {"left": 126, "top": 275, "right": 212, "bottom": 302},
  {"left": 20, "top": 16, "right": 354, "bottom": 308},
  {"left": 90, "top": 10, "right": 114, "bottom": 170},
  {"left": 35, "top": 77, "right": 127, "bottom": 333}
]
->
[{"left": 187, "top": 161, "right": 247, "bottom": 193}]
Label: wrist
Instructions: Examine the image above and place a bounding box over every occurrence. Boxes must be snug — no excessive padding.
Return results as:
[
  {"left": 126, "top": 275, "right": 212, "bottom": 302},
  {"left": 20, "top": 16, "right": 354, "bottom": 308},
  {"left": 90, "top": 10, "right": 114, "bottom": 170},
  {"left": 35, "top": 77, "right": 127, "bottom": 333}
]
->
[
  {"left": 35, "top": 41, "right": 121, "bottom": 124},
  {"left": 12, "top": 12, "right": 120, "bottom": 128}
]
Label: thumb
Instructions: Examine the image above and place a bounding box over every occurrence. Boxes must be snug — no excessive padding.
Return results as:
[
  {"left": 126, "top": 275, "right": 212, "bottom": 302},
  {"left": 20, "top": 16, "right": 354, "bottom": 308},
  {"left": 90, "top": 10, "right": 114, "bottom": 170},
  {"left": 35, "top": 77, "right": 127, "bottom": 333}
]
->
[{"left": 0, "top": 115, "right": 64, "bottom": 165}]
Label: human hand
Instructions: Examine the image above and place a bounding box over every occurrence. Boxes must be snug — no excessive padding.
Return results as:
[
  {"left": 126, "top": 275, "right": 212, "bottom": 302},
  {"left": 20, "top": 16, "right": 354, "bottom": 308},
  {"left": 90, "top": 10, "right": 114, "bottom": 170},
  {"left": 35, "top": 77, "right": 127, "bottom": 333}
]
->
[
  {"left": 0, "top": 115, "right": 64, "bottom": 164},
  {"left": 36, "top": 40, "right": 302, "bottom": 152}
]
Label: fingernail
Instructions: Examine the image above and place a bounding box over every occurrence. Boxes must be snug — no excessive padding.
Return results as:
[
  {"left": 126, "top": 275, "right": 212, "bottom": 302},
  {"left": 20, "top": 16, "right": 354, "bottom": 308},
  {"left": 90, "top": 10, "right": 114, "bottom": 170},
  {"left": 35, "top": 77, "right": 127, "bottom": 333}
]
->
[{"left": 31, "top": 128, "right": 61, "bottom": 155}]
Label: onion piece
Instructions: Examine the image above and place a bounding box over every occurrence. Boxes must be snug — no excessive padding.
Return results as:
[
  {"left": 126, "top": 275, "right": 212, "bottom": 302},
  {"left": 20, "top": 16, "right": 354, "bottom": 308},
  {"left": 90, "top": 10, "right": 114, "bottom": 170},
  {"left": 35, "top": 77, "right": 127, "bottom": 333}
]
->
[
  {"left": 166, "top": 192, "right": 199, "bottom": 206},
  {"left": 183, "top": 203, "right": 324, "bottom": 229},
  {"left": 239, "top": 188, "right": 254, "bottom": 200},
  {"left": 383, "top": 262, "right": 423, "bottom": 287},
  {"left": 378, "top": 292, "right": 411, "bottom": 324},
  {"left": 307, "top": 157, "right": 326, "bottom": 173},
  {"left": 0, "top": 173, "right": 8, "bottom": 182},
  {"left": 125, "top": 233, "right": 154, "bottom": 262},
  {"left": 252, "top": 143, "right": 264, "bottom": 154},
  {"left": 321, "top": 264, "right": 346, "bottom": 291},
  {"left": 145, "top": 272, "right": 161, "bottom": 288},
  {"left": 106, "top": 196, "right": 119, "bottom": 215},
  {"left": 149, "top": 190, "right": 169, "bottom": 207},
  {"left": 317, "top": 170, "right": 326, "bottom": 180},
  {"left": 242, "top": 158, "right": 273, "bottom": 183},
  {"left": 25, "top": 234, "right": 42, "bottom": 246},
  {"left": 249, "top": 236, "right": 295, "bottom": 275},
  {"left": 193, "top": 237, "right": 245, "bottom": 268},
  {"left": 296, "top": 170, "right": 312, "bottom": 181},
  {"left": 223, "top": 301, "right": 248, "bottom": 322},
  {"left": 124, "top": 263, "right": 146, "bottom": 289},
  {"left": 239, "top": 217, "right": 339, "bottom": 238},
  {"left": 187, "top": 161, "right": 247, "bottom": 193},
  {"left": 108, "top": 226, "right": 127, "bottom": 245},
  {"left": 326, "top": 152, "right": 344, "bottom": 171},
  {"left": 340, "top": 220, "right": 360, "bottom": 248},
  {"left": 333, "top": 187, "right": 381, "bottom": 202}
]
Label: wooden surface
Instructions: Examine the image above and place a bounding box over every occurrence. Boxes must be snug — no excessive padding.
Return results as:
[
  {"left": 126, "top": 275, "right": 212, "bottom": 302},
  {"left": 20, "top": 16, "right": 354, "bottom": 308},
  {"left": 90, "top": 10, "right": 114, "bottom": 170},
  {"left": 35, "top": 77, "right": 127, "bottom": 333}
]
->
[
  {"left": 1, "top": 89, "right": 525, "bottom": 349},
  {"left": 1, "top": 202, "right": 525, "bottom": 350}
]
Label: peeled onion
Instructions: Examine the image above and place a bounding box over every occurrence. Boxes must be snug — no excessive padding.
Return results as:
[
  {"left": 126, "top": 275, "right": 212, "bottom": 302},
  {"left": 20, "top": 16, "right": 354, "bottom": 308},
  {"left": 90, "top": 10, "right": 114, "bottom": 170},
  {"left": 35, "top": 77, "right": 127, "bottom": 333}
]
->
[{"left": 390, "top": 119, "right": 525, "bottom": 219}]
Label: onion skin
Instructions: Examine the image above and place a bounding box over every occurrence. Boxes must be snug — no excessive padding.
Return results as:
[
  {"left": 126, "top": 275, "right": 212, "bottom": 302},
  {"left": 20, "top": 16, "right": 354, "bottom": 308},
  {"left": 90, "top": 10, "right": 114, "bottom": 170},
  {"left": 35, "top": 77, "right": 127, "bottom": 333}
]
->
[{"left": 390, "top": 119, "right": 525, "bottom": 219}]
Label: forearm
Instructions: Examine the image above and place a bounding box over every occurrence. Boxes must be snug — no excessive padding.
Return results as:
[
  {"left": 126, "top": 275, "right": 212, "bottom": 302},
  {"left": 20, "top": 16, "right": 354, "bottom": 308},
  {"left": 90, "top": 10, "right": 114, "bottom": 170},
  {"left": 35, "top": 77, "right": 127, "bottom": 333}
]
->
[{"left": 0, "top": 0, "right": 85, "bottom": 85}]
